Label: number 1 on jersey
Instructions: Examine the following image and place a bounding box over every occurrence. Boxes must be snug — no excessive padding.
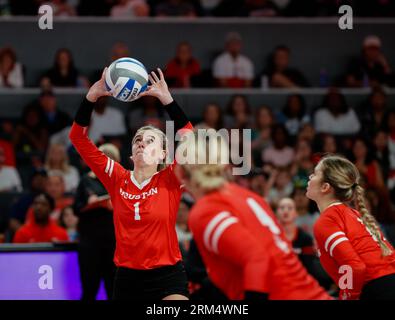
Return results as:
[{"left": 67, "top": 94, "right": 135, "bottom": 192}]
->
[{"left": 134, "top": 202, "right": 141, "bottom": 221}]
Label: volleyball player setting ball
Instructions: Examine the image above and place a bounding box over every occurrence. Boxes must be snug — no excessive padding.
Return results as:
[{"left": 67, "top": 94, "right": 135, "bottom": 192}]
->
[
  {"left": 69, "top": 67, "right": 192, "bottom": 300},
  {"left": 307, "top": 155, "right": 395, "bottom": 300},
  {"left": 174, "top": 132, "right": 332, "bottom": 300}
]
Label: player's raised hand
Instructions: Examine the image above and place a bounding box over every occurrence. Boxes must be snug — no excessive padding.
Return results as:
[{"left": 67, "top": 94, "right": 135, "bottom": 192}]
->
[
  {"left": 86, "top": 67, "right": 113, "bottom": 103},
  {"left": 139, "top": 68, "right": 174, "bottom": 105}
]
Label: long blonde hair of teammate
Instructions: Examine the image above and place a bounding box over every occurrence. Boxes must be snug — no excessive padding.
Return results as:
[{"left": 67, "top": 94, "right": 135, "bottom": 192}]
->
[
  {"left": 176, "top": 130, "right": 230, "bottom": 192},
  {"left": 319, "top": 154, "right": 392, "bottom": 256}
]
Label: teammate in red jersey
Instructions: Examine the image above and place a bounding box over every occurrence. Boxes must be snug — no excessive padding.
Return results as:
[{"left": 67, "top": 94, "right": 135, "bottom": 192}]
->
[
  {"left": 69, "top": 68, "right": 192, "bottom": 300},
  {"left": 307, "top": 154, "right": 395, "bottom": 300},
  {"left": 174, "top": 132, "right": 331, "bottom": 300}
]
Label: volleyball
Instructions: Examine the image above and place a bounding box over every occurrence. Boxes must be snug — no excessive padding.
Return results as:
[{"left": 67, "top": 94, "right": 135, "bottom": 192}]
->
[{"left": 105, "top": 57, "right": 149, "bottom": 102}]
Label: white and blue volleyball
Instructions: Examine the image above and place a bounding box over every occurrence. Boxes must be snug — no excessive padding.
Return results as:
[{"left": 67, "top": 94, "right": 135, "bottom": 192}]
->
[{"left": 105, "top": 57, "right": 149, "bottom": 102}]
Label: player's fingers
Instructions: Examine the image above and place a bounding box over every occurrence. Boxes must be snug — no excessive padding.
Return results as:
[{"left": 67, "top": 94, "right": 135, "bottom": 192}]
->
[
  {"left": 157, "top": 68, "right": 164, "bottom": 81},
  {"left": 101, "top": 67, "right": 107, "bottom": 80},
  {"left": 148, "top": 74, "right": 155, "bottom": 85},
  {"left": 151, "top": 71, "right": 160, "bottom": 83}
]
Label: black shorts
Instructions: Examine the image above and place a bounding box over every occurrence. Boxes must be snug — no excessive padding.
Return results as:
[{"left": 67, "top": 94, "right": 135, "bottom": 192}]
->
[
  {"left": 112, "top": 261, "right": 189, "bottom": 300},
  {"left": 360, "top": 273, "right": 395, "bottom": 300}
]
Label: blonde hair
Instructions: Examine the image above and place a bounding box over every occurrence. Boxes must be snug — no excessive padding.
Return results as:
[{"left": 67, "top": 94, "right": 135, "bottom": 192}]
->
[
  {"left": 45, "top": 143, "right": 70, "bottom": 173},
  {"left": 177, "top": 130, "right": 230, "bottom": 192},
  {"left": 319, "top": 154, "right": 393, "bottom": 256},
  {"left": 99, "top": 143, "right": 120, "bottom": 162},
  {"left": 133, "top": 125, "right": 169, "bottom": 171}
]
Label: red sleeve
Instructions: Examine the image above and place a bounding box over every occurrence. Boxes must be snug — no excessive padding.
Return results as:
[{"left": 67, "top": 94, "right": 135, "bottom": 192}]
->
[
  {"left": 314, "top": 211, "right": 367, "bottom": 300},
  {"left": 189, "top": 209, "right": 270, "bottom": 295},
  {"left": 69, "top": 122, "right": 123, "bottom": 193}
]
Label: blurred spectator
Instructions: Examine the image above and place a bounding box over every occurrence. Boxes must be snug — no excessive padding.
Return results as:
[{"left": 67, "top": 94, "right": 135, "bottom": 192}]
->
[
  {"left": 251, "top": 105, "right": 274, "bottom": 167},
  {"left": 12, "top": 104, "right": 48, "bottom": 163},
  {"left": 291, "top": 138, "right": 314, "bottom": 189},
  {"left": 278, "top": 94, "right": 310, "bottom": 137},
  {"left": 293, "top": 186, "right": 319, "bottom": 237},
  {"left": 89, "top": 97, "right": 127, "bottom": 144},
  {"left": 212, "top": 32, "right": 254, "bottom": 88},
  {"left": 155, "top": 0, "right": 197, "bottom": 16},
  {"left": 296, "top": 123, "right": 316, "bottom": 144},
  {"left": 262, "top": 45, "right": 308, "bottom": 88},
  {"left": 44, "top": 143, "right": 80, "bottom": 193},
  {"left": 276, "top": 197, "right": 317, "bottom": 269},
  {"left": 110, "top": 42, "right": 131, "bottom": 62},
  {"left": 194, "top": 103, "right": 223, "bottom": 130},
  {"left": 345, "top": 35, "right": 394, "bottom": 87},
  {"left": 374, "top": 130, "right": 390, "bottom": 184},
  {"left": 0, "top": 46, "right": 24, "bottom": 88},
  {"left": 351, "top": 136, "right": 385, "bottom": 190},
  {"left": 313, "top": 88, "right": 361, "bottom": 135},
  {"left": 248, "top": 168, "right": 267, "bottom": 197},
  {"left": 276, "top": 196, "right": 333, "bottom": 289},
  {"left": 59, "top": 206, "right": 79, "bottom": 241},
  {"left": 127, "top": 96, "right": 165, "bottom": 133},
  {"left": 313, "top": 133, "right": 338, "bottom": 156},
  {"left": 224, "top": 94, "right": 252, "bottom": 129},
  {"left": 265, "top": 166, "right": 293, "bottom": 207},
  {"left": 262, "top": 124, "right": 294, "bottom": 167},
  {"left": 244, "top": 0, "right": 277, "bottom": 17},
  {"left": 39, "top": 90, "right": 72, "bottom": 136},
  {"left": 110, "top": 0, "right": 149, "bottom": 17},
  {"left": 43, "top": 0, "right": 77, "bottom": 16},
  {"left": 21, "top": 170, "right": 75, "bottom": 223},
  {"left": 165, "top": 41, "right": 201, "bottom": 88},
  {"left": 73, "top": 143, "right": 118, "bottom": 301},
  {"left": 176, "top": 195, "right": 193, "bottom": 257},
  {"left": 385, "top": 110, "right": 395, "bottom": 194},
  {"left": 42, "top": 48, "right": 85, "bottom": 87},
  {"left": 8, "top": 168, "right": 48, "bottom": 234},
  {"left": 0, "top": 146, "right": 22, "bottom": 192},
  {"left": 0, "top": 120, "right": 16, "bottom": 167},
  {"left": 13, "top": 193, "right": 69, "bottom": 243},
  {"left": 360, "top": 88, "right": 388, "bottom": 138}
]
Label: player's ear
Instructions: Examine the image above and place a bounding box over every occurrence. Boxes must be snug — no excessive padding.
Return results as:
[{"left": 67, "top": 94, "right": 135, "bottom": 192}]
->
[{"left": 321, "top": 182, "right": 332, "bottom": 194}]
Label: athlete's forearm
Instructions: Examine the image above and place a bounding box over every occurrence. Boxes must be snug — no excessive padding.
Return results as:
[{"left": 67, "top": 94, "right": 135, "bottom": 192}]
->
[
  {"left": 164, "top": 99, "right": 190, "bottom": 132},
  {"left": 74, "top": 97, "right": 95, "bottom": 127}
]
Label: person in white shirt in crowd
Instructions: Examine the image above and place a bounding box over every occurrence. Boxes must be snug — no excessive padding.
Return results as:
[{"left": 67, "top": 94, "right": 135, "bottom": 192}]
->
[
  {"left": 110, "top": 0, "right": 149, "bottom": 17},
  {"left": 314, "top": 87, "right": 361, "bottom": 136},
  {"left": 44, "top": 143, "right": 80, "bottom": 193},
  {"left": 0, "top": 146, "right": 22, "bottom": 192},
  {"left": 212, "top": 31, "right": 254, "bottom": 88},
  {"left": 0, "top": 46, "right": 24, "bottom": 88},
  {"left": 88, "top": 96, "right": 127, "bottom": 144}
]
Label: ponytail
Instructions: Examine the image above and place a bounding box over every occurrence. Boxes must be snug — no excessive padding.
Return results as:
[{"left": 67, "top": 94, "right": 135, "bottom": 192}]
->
[{"left": 354, "top": 185, "right": 393, "bottom": 256}]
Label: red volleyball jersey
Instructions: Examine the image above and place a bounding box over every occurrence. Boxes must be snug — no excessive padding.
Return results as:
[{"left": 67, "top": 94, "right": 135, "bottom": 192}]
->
[
  {"left": 188, "top": 183, "right": 331, "bottom": 300},
  {"left": 314, "top": 203, "right": 395, "bottom": 300},
  {"left": 69, "top": 122, "right": 193, "bottom": 270}
]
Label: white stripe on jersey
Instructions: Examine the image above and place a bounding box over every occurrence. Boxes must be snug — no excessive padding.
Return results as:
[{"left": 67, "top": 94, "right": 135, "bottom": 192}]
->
[
  {"left": 109, "top": 159, "right": 114, "bottom": 177},
  {"left": 329, "top": 237, "right": 349, "bottom": 257},
  {"left": 324, "top": 231, "right": 346, "bottom": 252},
  {"left": 203, "top": 211, "right": 230, "bottom": 252},
  {"left": 105, "top": 157, "right": 111, "bottom": 174},
  {"left": 211, "top": 217, "right": 239, "bottom": 254}
]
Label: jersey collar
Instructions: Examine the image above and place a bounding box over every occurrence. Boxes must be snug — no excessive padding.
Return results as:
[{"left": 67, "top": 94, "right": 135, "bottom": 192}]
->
[{"left": 130, "top": 171, "right": 157, "bottom": 190}]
